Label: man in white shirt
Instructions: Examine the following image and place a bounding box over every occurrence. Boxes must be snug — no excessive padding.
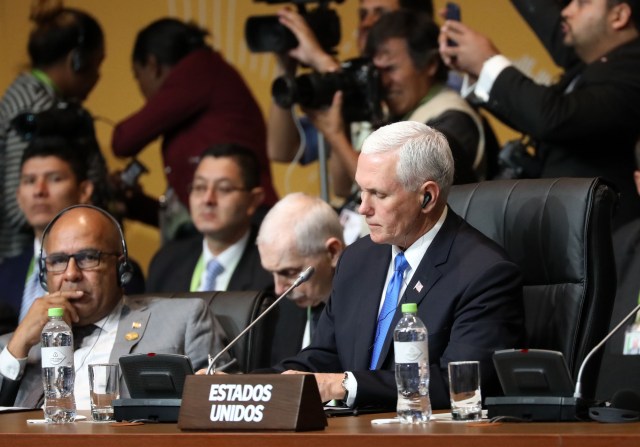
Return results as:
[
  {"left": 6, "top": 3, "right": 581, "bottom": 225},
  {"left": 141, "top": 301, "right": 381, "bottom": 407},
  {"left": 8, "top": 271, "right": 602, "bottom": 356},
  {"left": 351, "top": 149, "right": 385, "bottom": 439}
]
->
[
  {"left": 269, "top": 121, "right": 524, "bottom": 410},
  {"left": 0, "top": 205, "right": 226, "bottom": 409},
  {"left": 146, "top": 144, "right": 273, "bottom": 294},
  {"left": 439, "top": 0, "right": 640, "bottom": 228},
  {"left": 256, "top": 193, "right": 345, "bottom": 364}
]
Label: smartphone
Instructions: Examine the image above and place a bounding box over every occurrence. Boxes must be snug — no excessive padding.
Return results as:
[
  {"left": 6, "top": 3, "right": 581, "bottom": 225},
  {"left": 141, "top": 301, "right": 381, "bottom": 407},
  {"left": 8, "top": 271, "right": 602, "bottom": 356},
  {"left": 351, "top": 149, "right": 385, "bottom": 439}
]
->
[
  {"left": 445, "top": 2, "right": 461, "bottom": 47},
  {"left": 120, "top": 159, "right": 149, "bottom": 187}
]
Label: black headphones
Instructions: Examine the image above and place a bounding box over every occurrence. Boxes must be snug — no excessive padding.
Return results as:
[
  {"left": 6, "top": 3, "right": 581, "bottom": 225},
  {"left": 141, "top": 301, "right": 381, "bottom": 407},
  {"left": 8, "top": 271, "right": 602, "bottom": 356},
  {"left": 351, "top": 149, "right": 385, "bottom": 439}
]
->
[
  {"left": 38, "top": 204, "right": 133, "bottom": 290},
  {"left": 421, "top": 192, "right": 432, "bottom": 209},
  {"left": 71, "top": 22, "right": 87, "bottom": 73}
]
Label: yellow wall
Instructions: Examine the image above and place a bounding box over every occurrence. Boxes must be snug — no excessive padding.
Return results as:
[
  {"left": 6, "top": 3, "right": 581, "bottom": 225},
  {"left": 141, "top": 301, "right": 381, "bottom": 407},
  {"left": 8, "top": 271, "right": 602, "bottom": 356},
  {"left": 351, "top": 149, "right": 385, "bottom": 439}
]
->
[{"left": 0, "top": 0, "right": 561, "bottom": 273}]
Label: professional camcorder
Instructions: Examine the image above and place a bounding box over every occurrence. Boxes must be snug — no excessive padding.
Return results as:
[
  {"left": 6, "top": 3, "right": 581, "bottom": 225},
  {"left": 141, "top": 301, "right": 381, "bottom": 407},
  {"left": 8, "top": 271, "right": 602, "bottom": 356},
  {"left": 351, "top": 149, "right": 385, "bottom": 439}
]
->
[
  {"left": 11, "top": 102, "right": 95, "bottom": 141},
  {"left": 272, "top": 57, "right": 383, "bottom": 123},
  {"left": 245, "top": 0, "right": 342, "bottom": 53}
]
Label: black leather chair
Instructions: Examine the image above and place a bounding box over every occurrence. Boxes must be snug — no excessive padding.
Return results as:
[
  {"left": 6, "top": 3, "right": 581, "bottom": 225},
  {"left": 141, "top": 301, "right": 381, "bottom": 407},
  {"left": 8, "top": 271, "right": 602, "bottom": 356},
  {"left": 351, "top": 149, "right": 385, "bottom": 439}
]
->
[
  {"left": 145, "top": 291, "right": 276, "bottom": 373},
  {"left": 447, "top": 177, "right": 618, "bottom": 398}
]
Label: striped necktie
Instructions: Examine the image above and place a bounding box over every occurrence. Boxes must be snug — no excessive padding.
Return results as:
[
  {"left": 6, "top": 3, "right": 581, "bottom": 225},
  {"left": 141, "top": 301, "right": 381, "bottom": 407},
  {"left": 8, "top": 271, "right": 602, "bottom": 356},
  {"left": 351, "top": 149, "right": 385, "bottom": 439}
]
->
[
  {"left": 370, "top": 252, "right": 409, "bottom": 369},
  {"left": 203, "top": 259, "right": 224, "bottom": 291}
]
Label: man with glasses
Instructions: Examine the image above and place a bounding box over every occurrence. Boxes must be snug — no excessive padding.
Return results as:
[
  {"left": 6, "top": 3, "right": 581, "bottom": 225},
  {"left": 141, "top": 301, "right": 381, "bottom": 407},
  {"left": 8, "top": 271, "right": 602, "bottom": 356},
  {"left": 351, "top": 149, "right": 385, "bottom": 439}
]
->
[
  {"left": 256, "top": 193, "right": 345, "bottom": 364},
  {"left": 0, "top": 205, "right": 227, "bottom": 409},
  {"left": 146, "top": 144, "right": 273, "bottom": 293},
  {"left": 0, "top": 137, "right": 144, "bottom": 336}
]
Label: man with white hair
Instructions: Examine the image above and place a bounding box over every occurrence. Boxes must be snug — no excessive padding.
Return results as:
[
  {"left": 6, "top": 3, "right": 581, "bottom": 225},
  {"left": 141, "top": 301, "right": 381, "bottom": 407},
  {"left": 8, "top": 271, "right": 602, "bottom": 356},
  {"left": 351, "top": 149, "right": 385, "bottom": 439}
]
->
[
  {"left": 257, "top": 193, "right": 345, "bottom": 364},
  {"left": 272, "top": 121, "right": 525, "bottom": 411}
]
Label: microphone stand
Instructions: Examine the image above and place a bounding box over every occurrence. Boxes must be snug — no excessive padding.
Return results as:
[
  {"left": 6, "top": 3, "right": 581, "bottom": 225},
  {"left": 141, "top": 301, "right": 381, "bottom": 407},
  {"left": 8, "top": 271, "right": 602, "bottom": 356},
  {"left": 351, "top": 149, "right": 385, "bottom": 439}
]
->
[
  {"left": 574, "top": 299, "right": 640, "bottom": 399},
  {"left": 206, "top": 266, "right": 315, "bottom": 374}
]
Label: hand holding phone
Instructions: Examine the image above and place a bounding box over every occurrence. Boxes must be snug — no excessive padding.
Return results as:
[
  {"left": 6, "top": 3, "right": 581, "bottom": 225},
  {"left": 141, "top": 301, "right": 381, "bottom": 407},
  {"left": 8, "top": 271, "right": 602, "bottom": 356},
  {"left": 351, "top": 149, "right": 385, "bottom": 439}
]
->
[{"left": 445, "top": 2, "right": 461, "bottom": 47}]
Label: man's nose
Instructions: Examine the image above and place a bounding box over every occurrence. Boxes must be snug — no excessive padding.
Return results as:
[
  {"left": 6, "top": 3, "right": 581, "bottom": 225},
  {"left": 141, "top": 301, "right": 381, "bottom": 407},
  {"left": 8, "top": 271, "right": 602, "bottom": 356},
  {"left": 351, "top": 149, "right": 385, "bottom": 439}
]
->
[{"left": 63, "top": 257, "right": 83, "bottom": 281}]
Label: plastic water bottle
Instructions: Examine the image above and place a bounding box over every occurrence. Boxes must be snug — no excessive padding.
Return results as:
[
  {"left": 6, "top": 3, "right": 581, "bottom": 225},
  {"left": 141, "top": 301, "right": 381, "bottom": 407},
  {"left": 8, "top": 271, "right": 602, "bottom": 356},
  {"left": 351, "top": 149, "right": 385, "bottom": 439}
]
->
[
  {"left": 41, "top": 307, "right": 76, "bottom": 423},
  {"left": 394, "top": 302, "right": 431, "bottom": 423}
]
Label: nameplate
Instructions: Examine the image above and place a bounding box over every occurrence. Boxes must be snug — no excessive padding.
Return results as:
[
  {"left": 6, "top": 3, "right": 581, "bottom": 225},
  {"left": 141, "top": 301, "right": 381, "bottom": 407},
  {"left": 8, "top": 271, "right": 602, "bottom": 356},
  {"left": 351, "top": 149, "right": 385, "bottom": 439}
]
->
[{"left": 178, "top": 374, "right": 327, "bottom": 431}]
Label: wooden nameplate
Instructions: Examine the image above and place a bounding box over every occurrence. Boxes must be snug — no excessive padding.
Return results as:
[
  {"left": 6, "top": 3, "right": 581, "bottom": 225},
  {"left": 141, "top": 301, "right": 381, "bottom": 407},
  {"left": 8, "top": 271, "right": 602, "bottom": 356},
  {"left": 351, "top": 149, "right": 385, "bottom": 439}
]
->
[{"left": 178, "top": 374, "right": 327, "bottom": 431}]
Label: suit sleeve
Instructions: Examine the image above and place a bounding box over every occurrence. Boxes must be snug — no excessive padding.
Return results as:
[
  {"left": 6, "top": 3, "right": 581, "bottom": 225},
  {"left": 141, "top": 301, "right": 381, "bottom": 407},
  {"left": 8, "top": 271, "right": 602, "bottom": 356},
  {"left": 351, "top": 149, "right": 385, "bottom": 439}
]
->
[
  {"left": 486, "top": 62, "right": 640, "bottom": 148},
  {"left": 111, "top": 60, "right": 211, "bottom": 157},
  {"left": 352, "top": 259, "right": 524, "bottom": 410},
  {"left": 184, "top": 299, "right": 230, "bottom": 371}
]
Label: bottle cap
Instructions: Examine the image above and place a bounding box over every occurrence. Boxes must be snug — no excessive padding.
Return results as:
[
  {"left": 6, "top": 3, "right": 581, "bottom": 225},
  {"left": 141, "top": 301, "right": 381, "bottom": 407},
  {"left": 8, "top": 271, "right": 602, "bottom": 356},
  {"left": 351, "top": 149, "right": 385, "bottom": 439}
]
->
[
  {"left": 48, "top": 307, "right": 64, "bottom": 317},
  {"left": 401, "top": 303, "right": 417, "bottom": 313}
]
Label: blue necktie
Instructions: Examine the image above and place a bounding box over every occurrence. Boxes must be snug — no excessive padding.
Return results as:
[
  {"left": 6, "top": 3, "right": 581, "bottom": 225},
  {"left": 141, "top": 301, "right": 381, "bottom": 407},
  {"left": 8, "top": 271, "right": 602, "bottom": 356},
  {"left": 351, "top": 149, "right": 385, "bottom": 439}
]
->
[
  {"left": 370, "top": 252, "right": 409, "bottom": 369},
  {"left": 202, "top": 259, "right": 224, "bottom": 291}
]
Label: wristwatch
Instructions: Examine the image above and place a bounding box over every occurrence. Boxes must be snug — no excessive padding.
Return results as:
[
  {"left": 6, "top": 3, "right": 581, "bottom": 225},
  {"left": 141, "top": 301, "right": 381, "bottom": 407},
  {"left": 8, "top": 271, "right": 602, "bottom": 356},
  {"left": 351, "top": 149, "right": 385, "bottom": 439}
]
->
[{"left": 341, "top": 372, "right": 349, "bottom": 401}]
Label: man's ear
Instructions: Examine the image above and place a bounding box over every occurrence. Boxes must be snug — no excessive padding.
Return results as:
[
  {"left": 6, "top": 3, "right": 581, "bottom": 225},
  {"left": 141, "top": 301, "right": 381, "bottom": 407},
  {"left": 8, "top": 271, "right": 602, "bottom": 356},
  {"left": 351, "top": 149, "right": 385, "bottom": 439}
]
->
[
  {"left": 247, "top": 186, "right": 265, "bottom": 216},
  {"left": 78, "top": 180, "right": 94, "bottom": 204},
  {"left": 610, "top": 1, "right": 633, "bottom": 30},
  {"left": 633, "top": 170, "right": 640, "bottom": 196},
  {"left": 325, "top": 237, "right": 345, "bottom": 267}
]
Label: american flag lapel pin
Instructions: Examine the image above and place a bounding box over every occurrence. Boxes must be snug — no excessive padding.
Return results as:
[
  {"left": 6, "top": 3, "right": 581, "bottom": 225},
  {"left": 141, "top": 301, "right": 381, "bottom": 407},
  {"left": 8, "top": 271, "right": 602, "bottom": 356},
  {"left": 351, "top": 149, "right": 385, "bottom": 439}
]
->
[{"left": 414, "top": 281, "right": 423, "bottom": 293}]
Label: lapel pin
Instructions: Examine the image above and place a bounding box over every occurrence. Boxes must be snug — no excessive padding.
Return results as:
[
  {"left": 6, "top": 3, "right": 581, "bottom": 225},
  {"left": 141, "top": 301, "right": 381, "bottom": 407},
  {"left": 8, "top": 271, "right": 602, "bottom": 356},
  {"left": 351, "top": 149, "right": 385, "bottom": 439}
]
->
[
  {"left": 414, "top": 281, "right": 423, "bottom": 293},
  {"left": 125, "top": 332, "right": 139, "bottom": 341},
  {"left": 132, "top": 321, "right": 142, "bottom": 329}
]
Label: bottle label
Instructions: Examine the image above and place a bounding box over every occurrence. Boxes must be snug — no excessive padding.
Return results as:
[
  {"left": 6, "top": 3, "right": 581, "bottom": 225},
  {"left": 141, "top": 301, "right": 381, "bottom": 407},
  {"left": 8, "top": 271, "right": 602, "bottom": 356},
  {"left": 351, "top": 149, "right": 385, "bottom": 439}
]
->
[
  {"left": 42, "top": 347, "right": 73, "bottom": 368},
  {"left": 394, "top": 341, "right": 428, "bottom": 364}
]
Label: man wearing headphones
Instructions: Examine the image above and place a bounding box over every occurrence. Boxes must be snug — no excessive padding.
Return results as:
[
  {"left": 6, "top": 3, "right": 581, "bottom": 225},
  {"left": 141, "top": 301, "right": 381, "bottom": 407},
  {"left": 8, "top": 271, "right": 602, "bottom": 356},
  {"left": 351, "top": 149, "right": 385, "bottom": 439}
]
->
[
  {"left": 271, "top": 121, "right": 524, "bottom": 411},
  {"left": 0, "top": 137, "right": 144, "bottom": 336},
  {"left": 0, "top": 205, "right": 228, "bottom": 410}
]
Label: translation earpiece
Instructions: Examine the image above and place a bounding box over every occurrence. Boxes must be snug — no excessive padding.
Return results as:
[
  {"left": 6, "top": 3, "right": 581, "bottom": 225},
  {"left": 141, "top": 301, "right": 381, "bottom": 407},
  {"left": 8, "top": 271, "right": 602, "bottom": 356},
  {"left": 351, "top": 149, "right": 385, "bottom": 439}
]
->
[{"left": 421, "top": 192, "right": 432, "bottom": 209}]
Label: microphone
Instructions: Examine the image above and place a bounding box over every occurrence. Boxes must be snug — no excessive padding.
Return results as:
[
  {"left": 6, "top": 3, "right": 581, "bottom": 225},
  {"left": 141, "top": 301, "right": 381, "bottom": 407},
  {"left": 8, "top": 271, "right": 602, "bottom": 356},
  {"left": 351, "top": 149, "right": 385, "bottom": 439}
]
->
[
  {"left": 574, "top": 299, "right": 640, "bottom": 399},
  {"left": 206, "top": 266, "right": 315, "bottom": 374}
]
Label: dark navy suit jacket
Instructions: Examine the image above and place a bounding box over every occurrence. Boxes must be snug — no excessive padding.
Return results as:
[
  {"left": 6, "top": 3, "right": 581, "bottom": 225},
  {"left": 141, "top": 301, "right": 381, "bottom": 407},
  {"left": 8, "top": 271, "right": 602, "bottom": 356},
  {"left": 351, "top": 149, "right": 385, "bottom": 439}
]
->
[
  {"left": 273, "top": 209, "right": 525, "bottom": 410},
  {"left": 0, "top": 250, "right": 32, "bottom": 334}
]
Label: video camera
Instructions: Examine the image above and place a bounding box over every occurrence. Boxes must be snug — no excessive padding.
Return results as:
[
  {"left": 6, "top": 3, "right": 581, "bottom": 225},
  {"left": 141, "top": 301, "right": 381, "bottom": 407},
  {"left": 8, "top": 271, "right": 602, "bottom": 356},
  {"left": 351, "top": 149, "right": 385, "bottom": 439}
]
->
[
  {"left": 10, "top": 102, "right": 95, "bottom": 142},
  {"left": 272, "top": 57, "right": 383, "bottom": 123},
  {"left": 245, "top": 0, "right": 342, "bottom": 53}
]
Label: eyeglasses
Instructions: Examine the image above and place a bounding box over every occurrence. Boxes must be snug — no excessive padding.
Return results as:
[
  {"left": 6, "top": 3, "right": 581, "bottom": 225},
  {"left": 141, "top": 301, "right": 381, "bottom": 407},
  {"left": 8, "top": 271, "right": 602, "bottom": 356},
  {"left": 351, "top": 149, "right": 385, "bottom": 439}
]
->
[
  {"left": 44, "top": 249, "right": 120, "bottom": 273},
  {"left": 189, "top": 181, "right": 248, "bottom": 197}
]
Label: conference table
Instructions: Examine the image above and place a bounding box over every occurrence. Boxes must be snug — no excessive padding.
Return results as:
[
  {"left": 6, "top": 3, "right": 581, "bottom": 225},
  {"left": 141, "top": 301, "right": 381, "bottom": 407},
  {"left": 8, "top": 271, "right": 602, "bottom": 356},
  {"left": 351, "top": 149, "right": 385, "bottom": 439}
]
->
[{"left": 1, "top": 409, "right": 640, "bottom": 447}]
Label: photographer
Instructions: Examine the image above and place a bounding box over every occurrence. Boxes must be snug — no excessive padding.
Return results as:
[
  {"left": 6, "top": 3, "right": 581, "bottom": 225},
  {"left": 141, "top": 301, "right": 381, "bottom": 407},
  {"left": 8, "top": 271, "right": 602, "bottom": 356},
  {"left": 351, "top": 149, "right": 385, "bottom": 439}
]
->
[
  {"left": 439, "top": 0, "right": 640, "bottom": 228},
  {"left": 267, "top": 1, "right": 434, "bottom": 197},
  {"left": 279, "top": 11, "right": 483, "bottom": 196}
]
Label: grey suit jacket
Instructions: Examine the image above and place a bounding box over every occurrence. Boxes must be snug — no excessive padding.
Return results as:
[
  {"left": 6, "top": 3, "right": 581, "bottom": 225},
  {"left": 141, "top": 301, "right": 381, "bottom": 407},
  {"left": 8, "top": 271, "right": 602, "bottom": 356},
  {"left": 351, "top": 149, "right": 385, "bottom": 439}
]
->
[{"left": 0, "top": 295, "right": 227, "bottom": 407}]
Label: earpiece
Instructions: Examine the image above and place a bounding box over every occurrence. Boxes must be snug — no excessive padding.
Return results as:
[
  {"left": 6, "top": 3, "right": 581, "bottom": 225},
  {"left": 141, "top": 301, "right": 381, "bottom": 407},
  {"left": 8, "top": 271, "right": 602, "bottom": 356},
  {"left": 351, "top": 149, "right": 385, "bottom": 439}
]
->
[
  {"left": 421, "top": 192, "right": 432, "bottom": 209},
  {"left": 39, "top": 204, "right": 133, "bottom": 291}
]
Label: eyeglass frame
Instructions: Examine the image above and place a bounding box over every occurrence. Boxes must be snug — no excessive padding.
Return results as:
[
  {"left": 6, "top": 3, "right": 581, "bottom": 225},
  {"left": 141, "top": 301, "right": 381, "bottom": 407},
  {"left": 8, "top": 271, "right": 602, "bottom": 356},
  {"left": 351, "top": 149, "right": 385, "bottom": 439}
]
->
[
  {"left": 188, "top": 179, "right": 250, "bottom": 198},
  {"left": 44, "top": 249, "right": 121, "bottom": 273}
]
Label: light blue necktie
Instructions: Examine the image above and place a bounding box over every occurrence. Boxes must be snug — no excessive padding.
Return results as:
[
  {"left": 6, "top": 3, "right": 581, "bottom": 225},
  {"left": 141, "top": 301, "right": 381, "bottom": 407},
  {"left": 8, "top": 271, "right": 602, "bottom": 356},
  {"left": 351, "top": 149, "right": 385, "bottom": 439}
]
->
[
  {"left": 370, "top": 252, "right": 409, "bottom": 370},
  {"left": 202, "top": 259, "right": 224, "bottom": 291},
  {"left": 20, "top": 265, "right": 44, "bottom": 322}
]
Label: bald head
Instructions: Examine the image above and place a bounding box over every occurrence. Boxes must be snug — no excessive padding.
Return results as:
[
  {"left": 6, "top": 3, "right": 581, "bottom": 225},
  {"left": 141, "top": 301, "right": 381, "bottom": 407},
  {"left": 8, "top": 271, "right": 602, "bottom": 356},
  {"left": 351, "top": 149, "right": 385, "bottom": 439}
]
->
[
  {"left": 43, "top": 206, "right": 125, "bottom": 326},
  {"left": 257, "top": 193, "right": 344, "bottom": 308}
]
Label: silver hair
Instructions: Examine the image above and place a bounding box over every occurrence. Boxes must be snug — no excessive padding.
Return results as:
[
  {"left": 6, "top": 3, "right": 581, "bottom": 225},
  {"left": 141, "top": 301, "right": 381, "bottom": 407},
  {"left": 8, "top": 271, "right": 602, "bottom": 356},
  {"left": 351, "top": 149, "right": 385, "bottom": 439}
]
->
[
  {"left": 361, "top": 121, "right": 455, "bottom": 199},
  {"left": 257, "top": 193, "right": 344, "bottom": 257}
]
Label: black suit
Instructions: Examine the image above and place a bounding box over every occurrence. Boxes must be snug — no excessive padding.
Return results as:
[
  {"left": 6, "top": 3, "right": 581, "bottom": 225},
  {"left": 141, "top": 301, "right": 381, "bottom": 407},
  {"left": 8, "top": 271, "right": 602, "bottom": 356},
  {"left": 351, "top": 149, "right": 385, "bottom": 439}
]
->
[
  {"left": 146, "top": 226, "right": 273, "bottom": 293},
  {"left": 270, "top": 300, "right": 324, "bottom": 365},
  {"left": 596, "top": 219, "right": 640, "bottom": 399},
  {"left": 484, "top": 0, "right": 640, "bottom": 227},
  {"left": 273, "top": 209, "right": 525, "bottom": 410}
]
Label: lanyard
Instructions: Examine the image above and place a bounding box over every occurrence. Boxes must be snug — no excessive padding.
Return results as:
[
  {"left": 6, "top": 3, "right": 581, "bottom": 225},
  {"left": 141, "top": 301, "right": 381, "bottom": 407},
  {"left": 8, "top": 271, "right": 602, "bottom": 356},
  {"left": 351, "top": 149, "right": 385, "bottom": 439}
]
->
[{"left": 189, "top": 253, "right": 205, "bottom": 292}]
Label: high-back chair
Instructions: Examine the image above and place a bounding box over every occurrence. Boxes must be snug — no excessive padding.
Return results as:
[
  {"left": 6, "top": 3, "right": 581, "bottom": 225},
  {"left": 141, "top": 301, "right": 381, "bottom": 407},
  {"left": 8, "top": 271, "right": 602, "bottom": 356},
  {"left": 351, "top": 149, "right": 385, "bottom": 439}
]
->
[
  {"left": 146, "top": 290, "right": 276, "bottom": 373},
  {"left": 447, "top": 177, "right": 617, "bottom": 398}
]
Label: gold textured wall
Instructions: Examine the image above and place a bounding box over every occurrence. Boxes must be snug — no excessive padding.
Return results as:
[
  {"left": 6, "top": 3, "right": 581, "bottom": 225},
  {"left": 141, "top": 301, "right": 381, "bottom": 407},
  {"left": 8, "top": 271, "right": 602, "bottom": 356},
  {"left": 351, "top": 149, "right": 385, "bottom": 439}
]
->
[{"left": 0, "top": 0, "right": 561, "bottom": 273}]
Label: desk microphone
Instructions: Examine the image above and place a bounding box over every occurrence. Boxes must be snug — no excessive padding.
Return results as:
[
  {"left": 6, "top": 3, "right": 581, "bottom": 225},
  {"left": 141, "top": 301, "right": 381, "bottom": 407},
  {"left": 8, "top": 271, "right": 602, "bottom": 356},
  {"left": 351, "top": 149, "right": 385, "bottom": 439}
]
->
[
  {"left": 206, "top": 266, "right": 315, "bottom": 374},
  {"left": 574, "top": 300, "right": 640, "bottom": 399}
]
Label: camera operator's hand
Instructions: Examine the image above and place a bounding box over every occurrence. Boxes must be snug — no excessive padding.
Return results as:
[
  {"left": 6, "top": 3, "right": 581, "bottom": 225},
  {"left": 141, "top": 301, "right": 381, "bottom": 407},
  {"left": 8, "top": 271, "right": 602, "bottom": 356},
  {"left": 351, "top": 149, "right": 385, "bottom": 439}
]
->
[
  {"left": 303, "top": 91, "right": 345, "bottom": 142},
  {"left": 438, "top": 20, "right": 499, "bottom": 78},
  {"left": 278, "top": 8, "right": 339, "bottom": 73}
]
